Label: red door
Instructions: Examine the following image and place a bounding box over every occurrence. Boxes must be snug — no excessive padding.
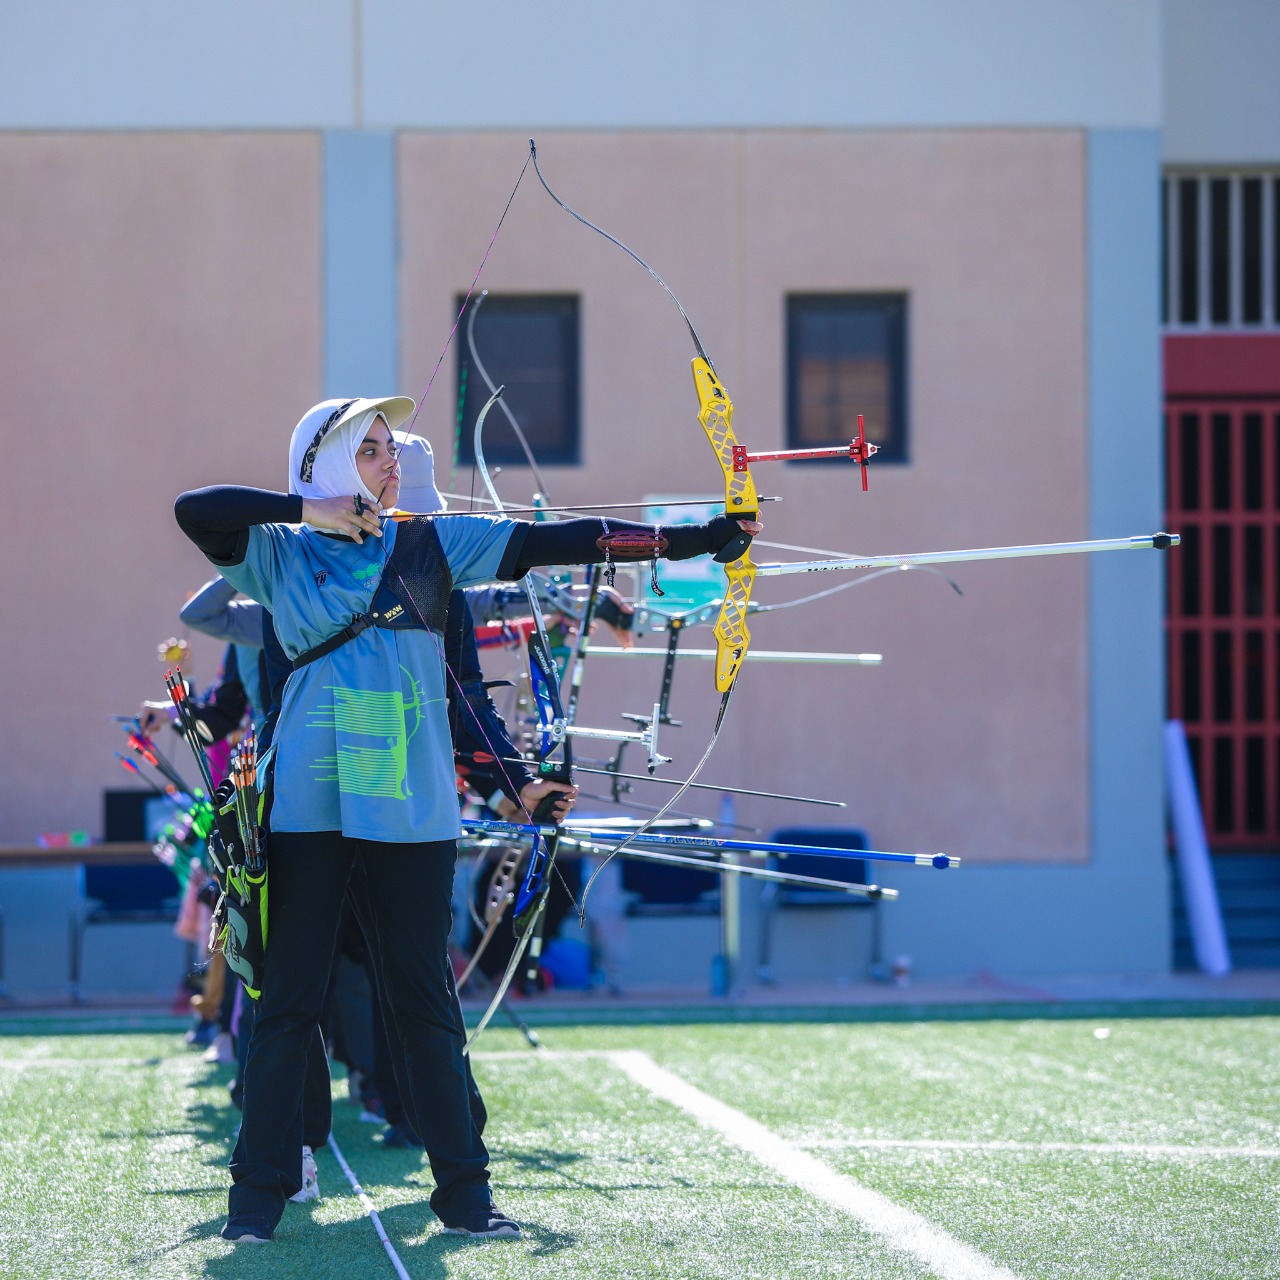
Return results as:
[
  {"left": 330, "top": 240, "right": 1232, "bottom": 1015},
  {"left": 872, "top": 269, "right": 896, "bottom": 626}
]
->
[{"left": 1166, "top": 335, "right": 1280, "bottom": 847}]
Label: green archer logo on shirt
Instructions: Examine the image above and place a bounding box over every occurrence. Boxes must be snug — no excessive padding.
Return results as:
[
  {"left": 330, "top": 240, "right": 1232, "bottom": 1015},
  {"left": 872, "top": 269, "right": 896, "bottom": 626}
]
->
[
  {"left": 352, "top": 561, "right": 381, "bottom": 586},
  {"left": 307, "top": 667, "right": 428, "bottom": 800}
]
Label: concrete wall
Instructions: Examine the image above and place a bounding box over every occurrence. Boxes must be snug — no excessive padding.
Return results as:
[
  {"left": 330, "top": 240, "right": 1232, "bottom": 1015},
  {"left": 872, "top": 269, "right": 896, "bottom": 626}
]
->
[
  {"left": 0, "top": 1, "right": 1159, "bottom": 131},
  {"left": 399, "top": 129, "right": 1093, "bottom": 877},
  {"left": 1163, "top": 0, "right": 1280, "bottom": 164},
  {"left": 0, "top": 1, "right": 1182, "bottom": 993}
]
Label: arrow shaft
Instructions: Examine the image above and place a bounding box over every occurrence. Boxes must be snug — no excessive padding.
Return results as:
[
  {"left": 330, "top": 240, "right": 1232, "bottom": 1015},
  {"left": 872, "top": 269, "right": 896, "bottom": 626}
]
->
[{"left": 558, "top": 837, "right": 895, "bottom": 900}]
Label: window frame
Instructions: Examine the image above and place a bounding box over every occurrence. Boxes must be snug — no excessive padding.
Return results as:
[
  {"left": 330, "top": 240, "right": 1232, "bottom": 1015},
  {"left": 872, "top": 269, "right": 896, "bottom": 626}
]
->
[
  {"left": 453, "top": 292, "right": 581, "bottom": 468},
  {"left": 784, "top": 292, "right": 909, "bottom": 466}
]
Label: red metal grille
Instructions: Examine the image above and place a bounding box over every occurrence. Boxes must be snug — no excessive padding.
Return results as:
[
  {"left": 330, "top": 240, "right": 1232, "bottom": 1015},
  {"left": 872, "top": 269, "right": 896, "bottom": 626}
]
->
[{"left": 1166, "top": 399, "right": 1280, "bottom": 847}]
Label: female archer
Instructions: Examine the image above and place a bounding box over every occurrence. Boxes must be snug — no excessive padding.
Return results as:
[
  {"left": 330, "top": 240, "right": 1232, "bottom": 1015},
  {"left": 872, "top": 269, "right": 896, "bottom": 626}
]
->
[{"left": 175, "top": 393, "right": 759, "bottom": 1245}]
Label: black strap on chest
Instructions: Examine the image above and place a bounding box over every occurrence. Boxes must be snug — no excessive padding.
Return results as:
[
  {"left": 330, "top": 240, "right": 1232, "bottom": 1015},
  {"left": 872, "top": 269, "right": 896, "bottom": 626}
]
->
[{"left": 291, "top": 518, "right": 453, "bottom": 671}]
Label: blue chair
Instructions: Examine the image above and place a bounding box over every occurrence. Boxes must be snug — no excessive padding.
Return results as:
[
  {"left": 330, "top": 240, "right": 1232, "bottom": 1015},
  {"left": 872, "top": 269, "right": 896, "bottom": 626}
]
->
[
  {"left": 621, "top": 858, "right": 719, "bottom": 916},
  {"left": 756, "top": 827, "right": 883, "bottom": 982},
  {"left": 69, "top": 863, "right": 182, "bottom": 1001}
]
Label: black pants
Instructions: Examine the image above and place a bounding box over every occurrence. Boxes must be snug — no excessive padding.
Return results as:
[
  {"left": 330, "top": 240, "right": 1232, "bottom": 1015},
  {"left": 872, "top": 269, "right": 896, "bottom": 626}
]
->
[
  {"left": 228, "top": 831, "right": 490, "bottom": 1231},
  {"left": 346, "top": 857, "right": 487, "bottom": 1139}
]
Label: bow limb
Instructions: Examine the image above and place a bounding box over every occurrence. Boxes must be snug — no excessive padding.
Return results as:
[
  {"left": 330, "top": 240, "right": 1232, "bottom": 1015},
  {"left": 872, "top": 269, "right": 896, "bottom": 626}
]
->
[
  {"left": 465, "top": 386, "right": 571, "bottom": 1051},
  {"left": 529, "top": 141, "right": 758, "bottom": 695},
  {"left": 692, "top": 358, "right": 758, "bottom": 694},
  {"left": 526, "top": 142, "right": 768, "bottom": 915}
]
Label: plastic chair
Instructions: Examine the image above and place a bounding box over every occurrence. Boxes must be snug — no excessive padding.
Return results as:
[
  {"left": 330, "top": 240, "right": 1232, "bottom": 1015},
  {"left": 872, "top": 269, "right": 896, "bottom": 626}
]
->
[
  {"left": 756, "top": 827, "right": 883, "bottom": 982},
  {"left": 620, "top": 858, "right": 719, "bottom": 916},
  {"left": 69, "top": 863, "right": 182, "bottom": 1001}
]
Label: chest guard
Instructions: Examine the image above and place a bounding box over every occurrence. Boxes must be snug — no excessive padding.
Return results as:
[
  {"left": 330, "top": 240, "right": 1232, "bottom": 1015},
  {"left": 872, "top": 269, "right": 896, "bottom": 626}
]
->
[
  {"left": 369, "top": 517, "right": 452, "bottom": 633},
  {"left": 292, "top": 517, "right": 453, "bottom": 671}
]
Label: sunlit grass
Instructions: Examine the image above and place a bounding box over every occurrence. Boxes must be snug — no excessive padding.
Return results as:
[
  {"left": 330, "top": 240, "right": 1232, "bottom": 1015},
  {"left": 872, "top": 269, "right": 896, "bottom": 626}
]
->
[{"left": 0, "top": 1015, "right": 1277, "bottom": 1278}]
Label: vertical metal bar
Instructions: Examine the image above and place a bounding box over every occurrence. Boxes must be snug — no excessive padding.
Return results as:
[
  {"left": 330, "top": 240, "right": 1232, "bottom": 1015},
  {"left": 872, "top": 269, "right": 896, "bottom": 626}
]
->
[
  {"left": 1167, "top": 173, "right": 1181, "bottom": 330},
  {"left": 716, "top": 863, "right": 741, "bottom": 999}
]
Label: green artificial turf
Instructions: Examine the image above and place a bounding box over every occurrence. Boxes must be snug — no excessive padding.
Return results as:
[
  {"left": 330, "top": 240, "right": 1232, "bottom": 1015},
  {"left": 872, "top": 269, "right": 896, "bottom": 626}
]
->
[{"left": 0, "top": 1015, "right": 1276, "bottom": 1278}]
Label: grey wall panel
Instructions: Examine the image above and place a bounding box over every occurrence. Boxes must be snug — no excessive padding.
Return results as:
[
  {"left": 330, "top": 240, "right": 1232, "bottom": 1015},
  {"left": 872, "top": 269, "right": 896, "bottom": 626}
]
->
[
  {"left": 0, "top": 1, "right": 354, "bottom": 128},
  {"left": 324, "top": 131, "right": 399, "bottom": 397},
  {"left": 852, "top": 129, "right": 1170, "bottom": 981},
  {"left": 1, "top": 1, "right": 1160, "bottom": 131},
  {"left": 1164, "top": 0, "right": 1280, "bottom": 164},
  {"left": 366, "top": 0, "right": 1160, "bottom": 130},
  {"left": 1086, "top": 127, "right": 1169, "bottom": 963}
]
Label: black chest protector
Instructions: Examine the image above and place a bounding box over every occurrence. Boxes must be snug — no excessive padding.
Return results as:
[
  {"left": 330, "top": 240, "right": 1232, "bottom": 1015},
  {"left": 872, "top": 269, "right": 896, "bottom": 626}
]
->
[{"left": 292, "top": 517, "right": 453, "bottom": 671}]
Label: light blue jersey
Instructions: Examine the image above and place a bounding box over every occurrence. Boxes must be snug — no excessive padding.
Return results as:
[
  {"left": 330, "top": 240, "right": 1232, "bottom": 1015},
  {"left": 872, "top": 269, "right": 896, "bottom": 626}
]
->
[{"left": 220, "top": 515, "right": 518, "bottom": 842}]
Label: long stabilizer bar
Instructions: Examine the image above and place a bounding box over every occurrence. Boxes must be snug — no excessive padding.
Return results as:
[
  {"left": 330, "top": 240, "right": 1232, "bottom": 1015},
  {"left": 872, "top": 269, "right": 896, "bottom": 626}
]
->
[
  {"left": 557, "top": 836, "right": 896, "bottom": 900},
  {"left": 756, "top": 532, "right": 1179, "bottom": 578},
  {"left": 583, "top": 646, "right": 883, "bottom": 665},
  {"left": 461, "top": 818, "right": 957, "bottom": 868}
]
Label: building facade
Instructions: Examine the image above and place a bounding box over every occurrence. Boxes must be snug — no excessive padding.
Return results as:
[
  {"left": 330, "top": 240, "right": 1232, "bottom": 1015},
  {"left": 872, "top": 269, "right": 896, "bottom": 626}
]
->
[{"left": 3, "top": 1, "right": 1271, "bottom": 993}]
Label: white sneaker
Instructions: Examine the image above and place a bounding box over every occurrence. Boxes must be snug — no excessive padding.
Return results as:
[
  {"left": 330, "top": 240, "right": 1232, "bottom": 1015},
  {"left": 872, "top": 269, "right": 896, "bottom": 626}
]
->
[
  {"left": 203, "top": 1032, "right": 235, "bottom": 1064},
  {"left": 289, "top": 1145, "right": 319, "bottom": 1203}
]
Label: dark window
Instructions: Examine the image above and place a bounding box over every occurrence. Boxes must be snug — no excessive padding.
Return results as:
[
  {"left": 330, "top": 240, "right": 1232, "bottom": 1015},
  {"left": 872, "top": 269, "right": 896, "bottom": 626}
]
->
[
  {"left": 1213, "top": 630, "right": 1233, "bottom": 721},
  {"left": 1246, "top": 735, "right": 1266, "bottom": 830},
  {"left": 1165, "top": 171, "right": 1280, "bottom": 331},
  {"left": 1212, "top": 413, "right": 1232, "bottom": 509},
  {"left": 1181, "top": 525, "right": 1201, "bottom": 617},
  {"left": 786, "top": 294, "right": 908, "bottom": 464},
  {"left": 1182, "top": 630, "right": 1202, "bottom": 721},
  {"left": 1178, "top": 178, "right": 1199, "bottom": 324},
  {"left": 1160, "top": 177, "right": 1169, "bottom": 325},
  {"left": 1210, "top": 178, "right": 1231, "bottom": 324},
  {"left": 1242, "top": 178, "right": 1263, "bottom": 324},
  {"left": 1275, "top": 178, "right": 1280, "bottom": 325},
  {"left": 1212, "top": 525, "right": 1233, "bottom": 616},
  {"left": 454, "top": 294, "right": 580, "bottom": 468},
  {"left": 1244, "top": 413, "right": 1263, "bottom": 509},
  {"left": 1180, "top": 412, "right": 1200, "bottom": 511},
  {"left": 1213, "top": 736, "right": 1234, "bottom": 830}
]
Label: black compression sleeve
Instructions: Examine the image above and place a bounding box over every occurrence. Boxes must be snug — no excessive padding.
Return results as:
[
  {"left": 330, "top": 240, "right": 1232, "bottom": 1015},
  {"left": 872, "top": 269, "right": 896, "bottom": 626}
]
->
[
  {"left": 174, "top": 486, "right": 304, "bottom": 565},
  {"left": 510, "top": 515, "right": 743, "bottom": 576}
]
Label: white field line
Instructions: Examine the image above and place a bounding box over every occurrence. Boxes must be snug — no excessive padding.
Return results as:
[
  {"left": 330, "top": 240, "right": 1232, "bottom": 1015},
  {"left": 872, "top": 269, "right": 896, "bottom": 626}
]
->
[
  {"left": 802, "top": 1136, "right": 1280, "bottom": 1160},
  {"left": 329, "top": 1133, "right": 413, "bottom": 1280},
  {"left": 607, "top": 1049, "right": 1022, "bottom": 1280},
  {"left": 0, "top": 1055, "right": 204, "bottom": 1071}
]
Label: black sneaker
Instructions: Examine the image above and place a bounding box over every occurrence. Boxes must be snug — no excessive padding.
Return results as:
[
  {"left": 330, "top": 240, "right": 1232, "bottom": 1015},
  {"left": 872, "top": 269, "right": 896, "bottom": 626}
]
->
[
  {"left": 220, "top": 1217, "right": 273, "bottom": 1244},
  {"left": 441, "top": 1206, "right": 521, "bottom": 1239},
  {"left": 380, "top": 1123, "right": 424, "bottom": 1149}
]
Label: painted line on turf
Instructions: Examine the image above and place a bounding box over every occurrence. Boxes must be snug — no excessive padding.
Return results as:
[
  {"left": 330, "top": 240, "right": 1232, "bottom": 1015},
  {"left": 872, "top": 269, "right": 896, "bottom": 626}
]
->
[
  {"left": 329, "top": 1133, "right": 413, "bottom": 1280},
  {"left": 803, "top": 1136, "right": 1280, "bottom": 1160},
  {"left": 0, "top": 1055, "right": 207, "bottom": 1071},
  {"left": 608, "top": 1049, "right": 1022, "bottom": 1280}
]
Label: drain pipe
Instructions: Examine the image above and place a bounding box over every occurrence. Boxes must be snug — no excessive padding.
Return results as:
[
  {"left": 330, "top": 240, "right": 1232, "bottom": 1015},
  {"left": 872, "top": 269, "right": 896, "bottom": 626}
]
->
[{"left": 1163, "top": 720, "right": 1231, "bottom": 977}]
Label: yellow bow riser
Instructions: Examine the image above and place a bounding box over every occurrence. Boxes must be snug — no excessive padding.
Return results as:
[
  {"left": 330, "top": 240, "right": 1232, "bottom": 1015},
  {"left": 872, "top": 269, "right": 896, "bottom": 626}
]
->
[{"left": 692, "top": 357, "right": 757, "bottom": 693}]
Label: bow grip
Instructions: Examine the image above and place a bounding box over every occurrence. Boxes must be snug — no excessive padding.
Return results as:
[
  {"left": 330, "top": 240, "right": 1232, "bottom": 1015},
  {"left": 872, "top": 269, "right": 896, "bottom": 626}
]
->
[
  {"left": 714, "top": 524, "right": 756, "bottom": 564},
  {"left": 530, "top": 758, "right": 573, "bottom": 824}
]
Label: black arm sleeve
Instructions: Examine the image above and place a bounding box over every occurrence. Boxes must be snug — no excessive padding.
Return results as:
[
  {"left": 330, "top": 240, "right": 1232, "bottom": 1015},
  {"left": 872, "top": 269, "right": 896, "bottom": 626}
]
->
[
  {"left": 505, "top": 514, "right": 746, "bottom": 578},
  {"left": 174, "top": 486, "right": 304, "bottom": 565}
]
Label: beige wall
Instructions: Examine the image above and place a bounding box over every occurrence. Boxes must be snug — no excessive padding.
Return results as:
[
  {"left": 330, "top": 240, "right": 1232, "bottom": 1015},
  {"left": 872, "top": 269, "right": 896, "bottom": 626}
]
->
[
  {"left": 0, "top": 127, "right": 1088, "bottom": 866},
  {"left": 0, "top": 133, "right": 321, "bottom": 843},
  {"left": 400, "top": 130, "right": 1088, "bottom": 864}
]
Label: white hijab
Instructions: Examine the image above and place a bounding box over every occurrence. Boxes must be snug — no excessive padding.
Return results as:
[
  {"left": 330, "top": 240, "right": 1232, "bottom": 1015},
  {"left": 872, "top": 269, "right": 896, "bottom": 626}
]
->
[{"left": 287, "top": 396, "right": 416, "bottom": 524}]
